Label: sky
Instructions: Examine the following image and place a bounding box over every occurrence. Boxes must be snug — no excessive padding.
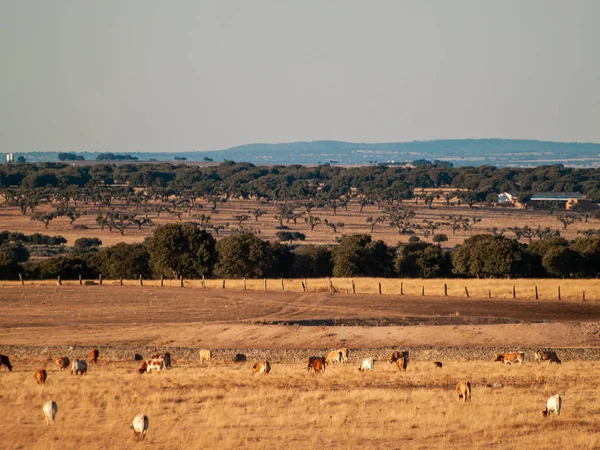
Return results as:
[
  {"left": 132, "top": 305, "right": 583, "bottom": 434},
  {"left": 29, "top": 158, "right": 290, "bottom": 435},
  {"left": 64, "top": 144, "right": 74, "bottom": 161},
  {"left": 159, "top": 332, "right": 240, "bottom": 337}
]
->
[{"left": 1, "top": 0, "right": 599, "bottom": 153}]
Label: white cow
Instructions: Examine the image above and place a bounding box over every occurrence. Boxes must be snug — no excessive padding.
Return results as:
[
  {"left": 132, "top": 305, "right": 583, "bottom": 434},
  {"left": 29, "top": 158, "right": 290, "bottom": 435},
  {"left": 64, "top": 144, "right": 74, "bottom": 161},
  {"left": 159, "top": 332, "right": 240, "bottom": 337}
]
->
[
  {"left": 543, "top": 394, "right": 562, "bottom": 417},
  {"left": 130, "top": 414, "right": 149, "bottom": 440},
  {"left": 358, "top": 358, "right": 374, "bottom": 371},
  {"left": 43, "top": 400, "right": 58, "bottom": 425},
  {"left": 71, "top": 359, "right": 87, "bottom": 375}
]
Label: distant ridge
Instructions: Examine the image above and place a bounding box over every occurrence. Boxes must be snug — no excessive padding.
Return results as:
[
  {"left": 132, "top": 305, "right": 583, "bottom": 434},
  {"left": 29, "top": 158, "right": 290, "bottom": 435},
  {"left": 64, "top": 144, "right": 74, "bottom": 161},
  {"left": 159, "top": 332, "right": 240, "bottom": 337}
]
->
[{"left": 12, "top": 138, "right": 600, "bottom": 167}]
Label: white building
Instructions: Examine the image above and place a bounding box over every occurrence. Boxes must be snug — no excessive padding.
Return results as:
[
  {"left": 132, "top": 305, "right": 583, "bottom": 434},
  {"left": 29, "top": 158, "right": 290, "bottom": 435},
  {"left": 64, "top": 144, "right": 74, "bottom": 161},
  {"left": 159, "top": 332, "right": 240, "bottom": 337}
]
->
[{"left": 6, "top": 153, "right": 14, "bottom": 163}]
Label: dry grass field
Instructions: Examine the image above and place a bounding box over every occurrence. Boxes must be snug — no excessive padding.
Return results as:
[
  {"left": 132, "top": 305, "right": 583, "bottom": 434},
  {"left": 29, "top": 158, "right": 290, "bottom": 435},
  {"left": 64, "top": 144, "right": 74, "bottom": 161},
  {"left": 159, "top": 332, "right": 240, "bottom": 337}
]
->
[
  {"left": 1, "top": 198, "right": 597, "bottom": 247},
  {"left": 2, "top": 358, "right": 600, "bottom": 449}
]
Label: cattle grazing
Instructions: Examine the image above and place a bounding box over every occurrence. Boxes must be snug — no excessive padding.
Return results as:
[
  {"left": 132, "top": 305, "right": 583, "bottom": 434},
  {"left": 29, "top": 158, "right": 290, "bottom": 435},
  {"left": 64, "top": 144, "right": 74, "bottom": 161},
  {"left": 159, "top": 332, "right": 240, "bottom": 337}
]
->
[
  {"left": 89, "top": 348, "right": 99, "bottom": 364},
  {"left": 200, "top": 349, "right": 212, "bottom": 365},
  {"left": 130, "top": 414, "right": 149, "bottom": 440},
  {"left": 71, "top": 360, "right": 87, "bottom": 375},
  {"left": 389, "top": 351, "right": 407, "bottom": 364},
  {"left": 43, "top": 400, "right": 58, "bottom": 425},
  {"left": 233, "top": 353, "right": 247, "bottom": 363},
  {"left": 0, "top": 354, "right": 12, "bottom": 372},
  {"left": 35, "top": 369, "right": 48, "bottom": 385},
  {"left": 54, "top": 357, "right": 70, "bottom": 371},
  {"left": 543, "top": 394, "right": 562, "bottom": 417},
  {"left": 397, "top": 351, "right": 410, "bottom": 372},
  {"left": 311, "top": 358, "right": 325, "bottom": 374},
  {"left": 456, "top": 380, "right": 471, "bottom": 403},
  {"left": 307, "top": 356, "right": 326, "bottom": 372},
  {"left": 339, "top": 348, "right": 349, "bottom": 363},
  {"left": 493, "top": 352, "right": 524, "bottom": 366},
  {"left": 138, "top": 357, "right": 165, "bottom": 374},
  {"left": 358, "top": 358, "right": 374, "bottom": 371},
  {"left": 252, "top": 361, "right": 271, "bottom": 375},
  {"left": 535, "top": 351, "right": 561, "bottom": 365},
  {"left": 150, "top": 353, "right": 171, "bottom": 369},
  {"left": 325, "top": 350, "right": 343, "bottom": 366},
  {"left": 433, "top": 361, "right": 443, "bottom": 368}
]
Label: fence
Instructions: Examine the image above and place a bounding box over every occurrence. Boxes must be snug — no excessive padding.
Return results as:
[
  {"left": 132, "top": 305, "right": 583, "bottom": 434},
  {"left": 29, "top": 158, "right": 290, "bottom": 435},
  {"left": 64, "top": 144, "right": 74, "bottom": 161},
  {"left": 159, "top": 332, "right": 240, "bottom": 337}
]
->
[{"left": 3, "top": 275, "right": 599, "bottom": 301}]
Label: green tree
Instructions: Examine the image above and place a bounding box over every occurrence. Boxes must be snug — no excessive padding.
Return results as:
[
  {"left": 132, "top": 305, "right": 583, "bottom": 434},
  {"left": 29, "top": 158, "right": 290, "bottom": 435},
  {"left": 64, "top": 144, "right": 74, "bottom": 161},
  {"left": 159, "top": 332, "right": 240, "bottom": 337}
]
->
[
  {"left": 395, "top": 242, "right": 451, "bottom": 278},
  {"left": 214, "top": 233, "right": 273, "bottom": 278},
  {"left": 452, "top": 234, "right": 529, "bottom": 278},
  {"left": 569, "top": 237, "right": 600, "bottom": 277},
  {"left": 332, "top": 234, "right": 393, "bottom": 277},
  {"left": 291, "top": 245, "right": 333, "bottom": 278},
  {"left": 98, "top": 243, "right": 152, "bottom": 279},
  {"left": 148, "top": 223, "right": 217, "bottom": 278},
  {"left": 73, "top": 237, "right": 102, "bottom": 250},
  {"left": 542, "top": 247, "right": 581, "bottom": 277}
]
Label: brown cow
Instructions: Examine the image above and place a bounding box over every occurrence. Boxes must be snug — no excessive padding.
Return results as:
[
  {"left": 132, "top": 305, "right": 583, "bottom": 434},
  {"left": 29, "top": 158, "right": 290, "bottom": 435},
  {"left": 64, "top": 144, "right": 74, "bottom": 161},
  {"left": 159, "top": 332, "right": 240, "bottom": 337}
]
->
[
  {"left": 307, "top": 356, "right": 326, "bottom": 372},
  {"left": 54, "top": 357, "right": 70, "bottom": 371},
  {"left": 150, "top": 353, "right": 171, "bottom": 369},
  {"left": 35, "top": 369, "right": 47, "bottom": 385},
  {"left": 535, "top": 350, "right": 561, "bottom": 365},
  {"left": 0, "top": 354, "right": 12, "bottom": 372},
  {"left": 311, "top": 358, "right": 325, "bottom": 374},
  {"left": 456, "top": 380, "right": 471, "bottom": 403},
  {"left": 89, "top": 349, "right": 99, "bottom": 364},
  {"left": 233, "top": 353, "right": 247, "bottom": 363},
  {"left": 433, "top": 361, "right": 443, "bottom": 368},
  {"left": 325, "top": 350, "right": 343, "bottom": 366},
  {"left": 200, "top": 349, "right": 212, "bottom": 365},
  {"left": 389, "top": 351, "right": 407, "bottom": 364},
  {"left": 252, "top": 361, "right": 271, "bottom": 375},
  {"left": 493, "top": 352, "right": 524, "bottom": 366},
  {"left": 339, "top": 348, "right": 349, "bottom": 363}
]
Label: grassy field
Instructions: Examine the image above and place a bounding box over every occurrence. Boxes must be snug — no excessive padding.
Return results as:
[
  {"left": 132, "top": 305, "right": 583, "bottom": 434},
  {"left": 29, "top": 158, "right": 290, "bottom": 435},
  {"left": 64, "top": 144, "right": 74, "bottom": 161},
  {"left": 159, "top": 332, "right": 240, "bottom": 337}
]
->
[
  {"left": 2, "top": 358, "right": 600, "bottom": 449},
  {"left": 3, "top": 277, "right": 599, "bottom": 301}
]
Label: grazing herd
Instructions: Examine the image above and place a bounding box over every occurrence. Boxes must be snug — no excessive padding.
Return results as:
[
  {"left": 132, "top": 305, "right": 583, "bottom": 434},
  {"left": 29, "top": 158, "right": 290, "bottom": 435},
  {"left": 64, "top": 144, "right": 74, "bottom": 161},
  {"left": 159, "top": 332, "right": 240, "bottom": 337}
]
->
[{"left": 0, "top": 346, "right": 566, "bottom": 440}]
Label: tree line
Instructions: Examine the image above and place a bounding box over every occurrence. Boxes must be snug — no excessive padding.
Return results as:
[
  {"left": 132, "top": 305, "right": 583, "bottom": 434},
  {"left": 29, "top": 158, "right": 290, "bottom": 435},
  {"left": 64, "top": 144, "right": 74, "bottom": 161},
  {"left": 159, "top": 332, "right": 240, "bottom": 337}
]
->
[{"left": 1, "top": 224, "right": 599, "bottom": 281}]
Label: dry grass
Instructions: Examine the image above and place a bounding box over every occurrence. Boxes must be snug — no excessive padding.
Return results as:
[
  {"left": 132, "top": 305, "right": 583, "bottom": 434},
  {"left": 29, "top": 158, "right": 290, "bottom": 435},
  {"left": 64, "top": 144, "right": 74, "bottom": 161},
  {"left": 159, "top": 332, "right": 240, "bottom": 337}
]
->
[
  {"left": 3, "top": 277, "right": 599, "bottom": 301},
  {"left": 2, "top": 358, "right": 600, "bottom": 449}
]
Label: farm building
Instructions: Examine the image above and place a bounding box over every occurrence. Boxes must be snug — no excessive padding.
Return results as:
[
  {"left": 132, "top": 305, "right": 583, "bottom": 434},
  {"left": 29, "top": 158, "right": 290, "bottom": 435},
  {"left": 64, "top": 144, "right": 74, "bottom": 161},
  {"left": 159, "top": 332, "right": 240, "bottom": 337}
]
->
[{"left": 527, "top": 193, "right": 596, "bottom": 211}]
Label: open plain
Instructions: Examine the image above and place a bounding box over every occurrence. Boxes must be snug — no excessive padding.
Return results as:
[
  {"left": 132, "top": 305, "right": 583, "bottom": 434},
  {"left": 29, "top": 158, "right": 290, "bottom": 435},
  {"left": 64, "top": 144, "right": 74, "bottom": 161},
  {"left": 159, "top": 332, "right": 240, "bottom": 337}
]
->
[{"left": 2, "top": 286, "right": 600, "bottom": 448}]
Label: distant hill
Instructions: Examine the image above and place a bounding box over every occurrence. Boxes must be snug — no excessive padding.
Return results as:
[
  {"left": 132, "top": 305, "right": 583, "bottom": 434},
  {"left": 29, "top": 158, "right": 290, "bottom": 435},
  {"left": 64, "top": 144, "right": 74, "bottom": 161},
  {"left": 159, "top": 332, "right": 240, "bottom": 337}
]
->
[{"left": 11, "top": 139, "right": 600, "bottom": 167}]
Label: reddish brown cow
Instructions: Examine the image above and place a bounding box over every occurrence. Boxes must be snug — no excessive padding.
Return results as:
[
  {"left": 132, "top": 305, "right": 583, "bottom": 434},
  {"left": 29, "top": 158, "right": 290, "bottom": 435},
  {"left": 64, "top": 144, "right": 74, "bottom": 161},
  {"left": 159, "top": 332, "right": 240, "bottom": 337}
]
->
[
  {"left": 493, "top": 352, "right": 524, "bottom": 366},
  {"left": 35, "top": 369, "right": 47, "bottom": 385},
  {"left": 89, "top": 349, "right": 99, "bottom": 364},
  {"left": 456, "top": 380, "right": 471, "bottom": 403},
  {"left": 0, "top": 354, "right": 12, "bottom": 372},
  {"left": 54, "top": 357, "right": 70, "bottom": 371},
  {"left": 311, "top": 358, "right": 325, "bottom": 374},
  {"left": 433, "top": 361, "right": 443, "bottom": 368},
  {"left": 307, "top": 356, "right": 326, "bottom": 372}
]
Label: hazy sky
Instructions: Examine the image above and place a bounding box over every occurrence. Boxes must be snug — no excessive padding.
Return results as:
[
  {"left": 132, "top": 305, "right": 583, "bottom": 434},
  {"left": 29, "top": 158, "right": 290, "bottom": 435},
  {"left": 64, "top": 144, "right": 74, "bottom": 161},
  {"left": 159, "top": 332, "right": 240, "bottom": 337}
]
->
[{"left": 1, "top": 0, "right": 599, "bottom": 153}]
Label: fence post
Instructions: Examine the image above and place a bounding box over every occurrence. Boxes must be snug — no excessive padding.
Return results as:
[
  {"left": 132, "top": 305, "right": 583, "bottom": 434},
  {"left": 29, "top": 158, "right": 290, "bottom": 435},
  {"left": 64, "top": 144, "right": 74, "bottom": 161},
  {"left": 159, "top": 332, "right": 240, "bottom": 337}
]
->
[
  {"left": 488, "top": 289, "right": 491, "bottom": 298},
  {"left": 378, "top": 282, "right": 382, "bottom": 295},
  {"left": 400, "top": 282, "right": 404, "bottom": 295},
  {"left": 243, "top": 277, "right": 246, "bottom": 290},
  {"left": 202, "top": 275, "right": 205, "bottom": 289},
  {"left": 351, "top": 279, "right": 356, "bottom": 294},
  {"left": 535, "top": 286, "right": 538, "bottom": 300},
  {"left": 513, "top": 286, "right": 516, "bottom": 299},
  {"left": 19, "top": 273, "right": 24, "bottom": 286},
  {"left": 421, "top": 286, "right": 425, "bottom": 296},
  {"left": 558, "top": 286, "right": 561, "bottom": 300},
  {"left": 161, "top": 275, "right": 164, "bottom": 287},
  {"left": 583, "top": 291, "right": 586, "bottom": 302},
  {"left": 264, "top": 278, "right": 267, "bottom": 291},
  {"left": 281, "top": 278, "right": 285, "bottom": 292},
  {"left": 444, "top": 283, "right": 447, "bottom": 296},
  {"left": 222, "top": 279, "right": 226, "bottom": 289},
  {"left": 99, "top": 274, "right": 103, "bottom": 285},
  {"left": 464, "top": 287, "right": 469, "bottom": 298},
  {"left": 180, "top": 276, "right": 184, "bottom": 287},
  {"left": 79, "top": 274, "right": 82, "bottom": 286},
  {"left": 120, "top": 276, "right": 123, "bottom": 286},
  {"left": 304, "top": 279, "right": 308, "bottom": 292},
  {"left": 57, "top": 275, "right": 61, "bottom": 286}
]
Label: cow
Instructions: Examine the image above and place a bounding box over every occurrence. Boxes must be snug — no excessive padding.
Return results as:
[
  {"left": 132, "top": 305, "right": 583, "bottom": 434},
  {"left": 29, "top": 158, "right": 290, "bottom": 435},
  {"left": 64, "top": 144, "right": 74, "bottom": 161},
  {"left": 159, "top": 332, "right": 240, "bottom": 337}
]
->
[
  {"left": 397, "top": 351, "right": 410, "bottom": 372},
  {"left": 130, "top": 414, "right": 149, "bottom": 440},
  {"left": 71, "top": 360, "right": 87, "bottom": 375},
  {"left": 456, "top": 380, "right": 471, "bottom": 403},
  {"left": 200, "top": 349, "right": 212, "bottom": 365},
  {"left": 307, "top": 356, "right": 326, "bottom": 372},
  {"left": 252, "top": 361, "right": 271, "bottom": 375},
  {"left": 543, "top": 394, "right": 562, "bottom": 417},
  {"left": 311, "top": 358, "right": 325, "bottom": 374},
  {"left": 233, "top": 353, "right": 247, "bottom": 363},
  {"left": 89, "top": 348, "right": 99, "bottom": 364},
  {"left": 54, "top": 356, "right": 70, "bottom": 371},
  {"left": 535, "top": 351, "right": 561, "bottom": 365},
  {"left": 388, "top": 351, "right": 406, "bottom": 364},
  {"left": 493, "top": 352, "right": 524, "bottom": 366},
  {"left": 325, "top": 350, "right": 343, "bottom": 366},
  {"left": 358, "top": 358, "right": 374, "bottom": 371},
  {"left": 433, "top": 361, "right": 443, "bottom": 368},
  {"left": 150, "top": 353, "right": 171, "bottom": 369},
  {"left": 138, "top": 357, "right": 165, "bottom": 374},
  {"left": 339, "top": 348, "right": 349, "bottom": 363},
  {"left": 0, "top": 354, "right": 12, "bottom": 372},
  {"left": 35, "top": 369, "right": 47, "bottom": 385},
  {"left": 43, "top": 400, "right": 58, "bottom": 425}
]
